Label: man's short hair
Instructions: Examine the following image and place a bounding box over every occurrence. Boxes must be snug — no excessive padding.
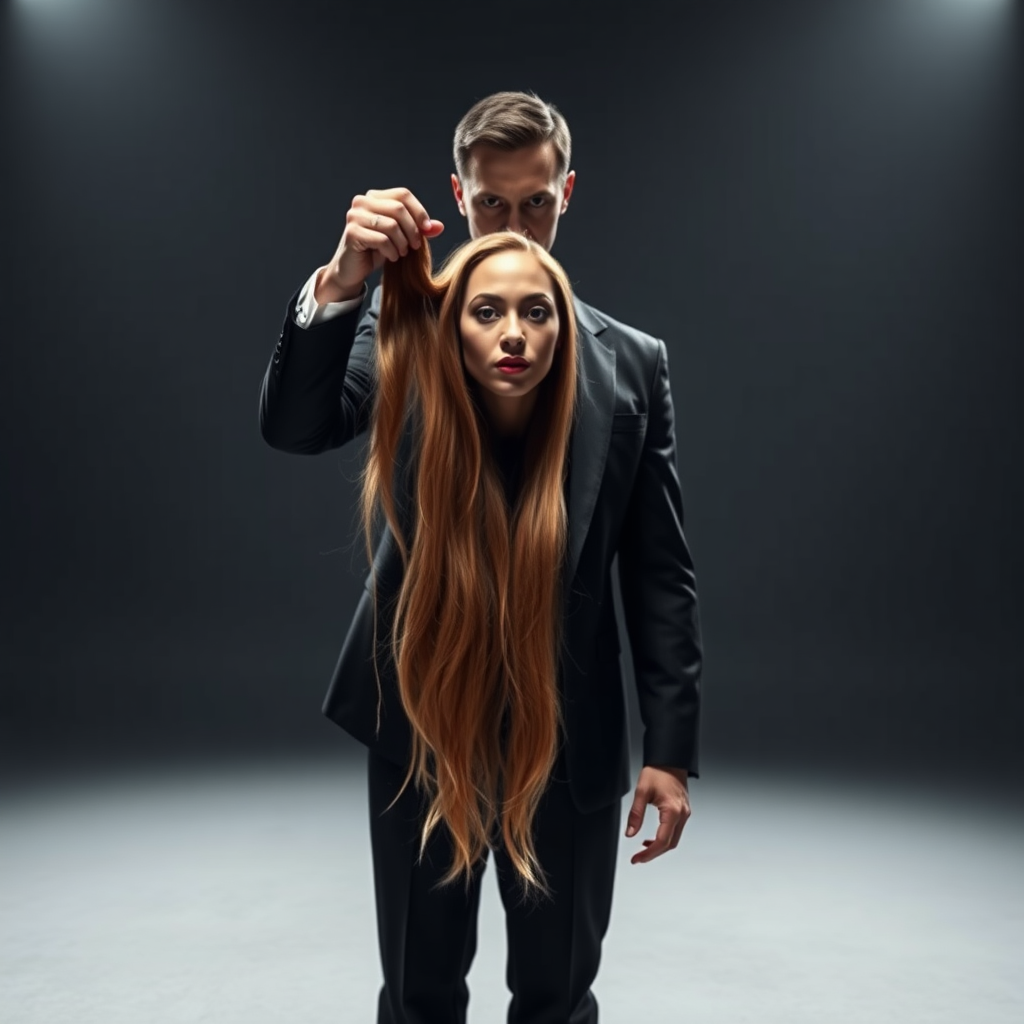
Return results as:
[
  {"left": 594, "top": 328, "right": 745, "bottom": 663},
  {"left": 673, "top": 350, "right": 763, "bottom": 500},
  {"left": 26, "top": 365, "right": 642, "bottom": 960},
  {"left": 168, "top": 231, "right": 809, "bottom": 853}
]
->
[{"left": 453, "top": 91, "right": 572, "bottom": 186}]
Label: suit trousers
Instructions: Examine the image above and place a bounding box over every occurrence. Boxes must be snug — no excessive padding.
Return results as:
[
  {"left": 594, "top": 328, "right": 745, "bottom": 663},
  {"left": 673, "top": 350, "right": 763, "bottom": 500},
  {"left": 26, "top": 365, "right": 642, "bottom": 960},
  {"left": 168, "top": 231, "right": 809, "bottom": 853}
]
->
[{"left": 367, "top": 742, "right": 621, "bottom": 1024}]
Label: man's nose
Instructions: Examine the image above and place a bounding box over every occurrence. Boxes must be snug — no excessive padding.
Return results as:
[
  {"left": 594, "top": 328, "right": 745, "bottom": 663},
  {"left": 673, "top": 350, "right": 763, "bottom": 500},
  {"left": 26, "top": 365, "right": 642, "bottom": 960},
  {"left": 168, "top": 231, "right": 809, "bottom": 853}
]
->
[{"left": 505, "top": 212, "right": 527, "bottom": 236}]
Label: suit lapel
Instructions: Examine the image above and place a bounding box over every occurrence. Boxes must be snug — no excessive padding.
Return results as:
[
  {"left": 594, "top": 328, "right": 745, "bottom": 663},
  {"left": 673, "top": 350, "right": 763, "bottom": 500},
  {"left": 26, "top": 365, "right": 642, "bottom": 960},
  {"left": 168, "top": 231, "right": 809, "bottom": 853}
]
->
[{"left": 563, "top": 297, "right": 615, "bottom": 602}]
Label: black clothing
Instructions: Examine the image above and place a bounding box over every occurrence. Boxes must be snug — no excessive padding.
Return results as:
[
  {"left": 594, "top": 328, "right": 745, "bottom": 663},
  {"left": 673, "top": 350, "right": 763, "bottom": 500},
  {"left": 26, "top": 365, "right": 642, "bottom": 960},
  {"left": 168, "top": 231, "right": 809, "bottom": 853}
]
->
[
  {"left": 368, "top": 744, "right": 618, "bottom": 1024},
  {"left": 491, "top": 426, "right": 527, "bottom": 508},
  {"left": 261, "top": 281, "right": 702, "bottom": 811},
  {"left": 260, "top": 279, "right": 703, "bottom": 1023}
]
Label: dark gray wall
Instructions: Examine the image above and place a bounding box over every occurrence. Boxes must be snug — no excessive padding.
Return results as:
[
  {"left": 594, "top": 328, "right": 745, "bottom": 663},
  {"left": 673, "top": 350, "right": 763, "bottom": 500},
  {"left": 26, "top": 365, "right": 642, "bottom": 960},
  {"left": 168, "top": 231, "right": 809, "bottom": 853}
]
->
[{"left": 2, "top": 0, "right": 1020, "bottom": 786}]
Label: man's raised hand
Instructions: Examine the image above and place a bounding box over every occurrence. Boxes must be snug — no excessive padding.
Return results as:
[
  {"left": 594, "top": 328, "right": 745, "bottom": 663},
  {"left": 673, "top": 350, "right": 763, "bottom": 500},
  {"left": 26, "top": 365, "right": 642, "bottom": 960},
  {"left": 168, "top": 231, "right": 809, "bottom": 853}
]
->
[{"left": 314, "top": 187, "right": 446, "bottom": 304}]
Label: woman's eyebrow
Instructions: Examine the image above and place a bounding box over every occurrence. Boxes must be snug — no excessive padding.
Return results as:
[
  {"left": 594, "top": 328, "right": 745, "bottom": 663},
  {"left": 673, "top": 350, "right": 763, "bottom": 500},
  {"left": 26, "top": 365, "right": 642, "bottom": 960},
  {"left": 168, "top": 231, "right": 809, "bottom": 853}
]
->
[{"left": 469, "top": 292, "right": 554, "bottom": 304}]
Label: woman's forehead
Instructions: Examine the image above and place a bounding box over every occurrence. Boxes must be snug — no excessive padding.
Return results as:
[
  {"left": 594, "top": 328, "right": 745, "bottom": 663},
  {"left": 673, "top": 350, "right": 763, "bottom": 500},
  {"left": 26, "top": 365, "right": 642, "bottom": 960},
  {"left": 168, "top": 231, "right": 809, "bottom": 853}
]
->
[{"left": 464, "top": 251, "right": 554, "bottom": 296}]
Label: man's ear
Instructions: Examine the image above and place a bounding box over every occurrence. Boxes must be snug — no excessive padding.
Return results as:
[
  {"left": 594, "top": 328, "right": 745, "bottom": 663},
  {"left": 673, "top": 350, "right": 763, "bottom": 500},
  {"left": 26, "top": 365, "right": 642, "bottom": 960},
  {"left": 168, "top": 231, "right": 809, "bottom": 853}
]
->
[
  {"left": 451, "top": 173, "right": 467, "bottom": 217},
  {"left": 560, "top": 169, "right": 576, "bottom": 213}
]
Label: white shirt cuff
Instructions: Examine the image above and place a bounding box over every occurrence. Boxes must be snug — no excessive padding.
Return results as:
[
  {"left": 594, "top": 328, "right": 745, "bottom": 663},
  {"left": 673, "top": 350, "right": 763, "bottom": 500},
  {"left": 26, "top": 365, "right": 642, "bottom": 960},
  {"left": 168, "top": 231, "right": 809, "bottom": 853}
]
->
[{"left": 294, "top": 269, "right": 366, "bottom": 328}]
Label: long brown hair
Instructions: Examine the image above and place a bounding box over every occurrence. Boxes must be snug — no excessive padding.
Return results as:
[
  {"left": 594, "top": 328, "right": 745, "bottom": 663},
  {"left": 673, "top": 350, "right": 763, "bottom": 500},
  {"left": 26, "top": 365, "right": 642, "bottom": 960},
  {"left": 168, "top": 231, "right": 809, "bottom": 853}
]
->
[{"left": 358, "top": 231, "right": 578, "bottom": 903}]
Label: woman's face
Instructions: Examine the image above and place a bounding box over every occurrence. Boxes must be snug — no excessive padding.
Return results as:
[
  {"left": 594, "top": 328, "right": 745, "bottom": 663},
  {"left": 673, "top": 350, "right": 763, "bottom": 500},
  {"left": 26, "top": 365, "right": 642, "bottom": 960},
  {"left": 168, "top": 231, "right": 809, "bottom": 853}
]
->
[{"left": 458, "top": 250, "right": 562, "bottom": 430}]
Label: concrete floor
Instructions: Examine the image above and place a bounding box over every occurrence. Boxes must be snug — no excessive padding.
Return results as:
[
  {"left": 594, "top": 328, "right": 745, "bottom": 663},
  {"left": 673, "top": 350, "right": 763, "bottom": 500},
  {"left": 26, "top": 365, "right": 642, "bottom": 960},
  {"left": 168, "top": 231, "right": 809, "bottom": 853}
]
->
[{"left": 2, "top": 755, "right": 1022, "bottom": 1023}]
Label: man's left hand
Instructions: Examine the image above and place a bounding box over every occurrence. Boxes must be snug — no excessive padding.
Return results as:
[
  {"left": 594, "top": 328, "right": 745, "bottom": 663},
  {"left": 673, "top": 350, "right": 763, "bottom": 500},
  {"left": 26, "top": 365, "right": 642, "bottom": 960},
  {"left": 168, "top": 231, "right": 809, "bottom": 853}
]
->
[{"left": 624, "top": 765, "right": 691, "bottom": 864}]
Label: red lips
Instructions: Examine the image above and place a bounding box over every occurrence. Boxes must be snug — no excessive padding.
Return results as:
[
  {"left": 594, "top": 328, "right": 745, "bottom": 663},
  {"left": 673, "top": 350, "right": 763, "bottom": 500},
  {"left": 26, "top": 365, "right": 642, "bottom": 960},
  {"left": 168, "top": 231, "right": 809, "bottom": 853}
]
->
[{"left": 496, "top": 357, "right": 529, "bottom": 367}]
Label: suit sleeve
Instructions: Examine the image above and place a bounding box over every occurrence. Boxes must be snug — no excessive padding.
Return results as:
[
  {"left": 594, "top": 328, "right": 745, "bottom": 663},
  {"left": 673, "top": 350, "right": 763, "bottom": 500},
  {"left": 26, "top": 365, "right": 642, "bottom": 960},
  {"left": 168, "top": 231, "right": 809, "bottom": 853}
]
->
[
  {"left": 617, "top": 337, "right": 703, "bottom": 777},
  {"left": 293, "top": 268, "right": 367, "bottom": 328},
  {"left": 258, "top": 282, "right": 382, "bottom": 454}
]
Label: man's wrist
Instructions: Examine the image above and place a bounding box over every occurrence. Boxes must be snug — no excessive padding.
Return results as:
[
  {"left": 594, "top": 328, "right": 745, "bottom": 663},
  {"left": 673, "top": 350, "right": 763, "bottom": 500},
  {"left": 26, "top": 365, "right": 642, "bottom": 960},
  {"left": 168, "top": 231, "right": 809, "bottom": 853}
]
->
[{"left": 314, "top": 265, "right": 364, "bottom": 305}]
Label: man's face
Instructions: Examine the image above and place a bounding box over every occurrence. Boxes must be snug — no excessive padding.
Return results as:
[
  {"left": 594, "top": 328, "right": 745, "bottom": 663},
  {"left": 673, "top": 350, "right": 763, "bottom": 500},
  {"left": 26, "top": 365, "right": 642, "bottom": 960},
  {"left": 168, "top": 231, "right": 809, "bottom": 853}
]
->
[{"left": 451, "top": 141, "right": 576, "bottom": 253}]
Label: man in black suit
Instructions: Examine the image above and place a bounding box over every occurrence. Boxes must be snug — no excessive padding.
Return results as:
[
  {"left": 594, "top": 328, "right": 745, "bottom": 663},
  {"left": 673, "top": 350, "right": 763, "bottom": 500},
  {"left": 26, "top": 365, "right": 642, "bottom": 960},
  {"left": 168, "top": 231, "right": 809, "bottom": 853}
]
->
[{"left": 260, "top": 90, "right": 703, "bottom": 1024}]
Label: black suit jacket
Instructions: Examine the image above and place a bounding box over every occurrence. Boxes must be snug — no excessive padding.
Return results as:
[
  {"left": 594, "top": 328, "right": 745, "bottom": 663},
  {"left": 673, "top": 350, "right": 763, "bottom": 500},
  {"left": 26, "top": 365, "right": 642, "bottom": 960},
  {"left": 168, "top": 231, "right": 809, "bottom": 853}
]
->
[{"left": 259, "top": 281, "right": 703, "bottom": 814}]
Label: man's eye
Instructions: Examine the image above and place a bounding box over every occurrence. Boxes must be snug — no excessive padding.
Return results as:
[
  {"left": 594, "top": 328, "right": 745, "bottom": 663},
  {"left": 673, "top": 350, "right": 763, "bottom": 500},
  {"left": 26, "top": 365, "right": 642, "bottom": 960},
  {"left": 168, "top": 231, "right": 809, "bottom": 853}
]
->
[
  {"left": 481, "top": 197, "right": 501, "bottom": 209},
  {"left": 527, "top": 196, "right": 547, "bottom": 207}
]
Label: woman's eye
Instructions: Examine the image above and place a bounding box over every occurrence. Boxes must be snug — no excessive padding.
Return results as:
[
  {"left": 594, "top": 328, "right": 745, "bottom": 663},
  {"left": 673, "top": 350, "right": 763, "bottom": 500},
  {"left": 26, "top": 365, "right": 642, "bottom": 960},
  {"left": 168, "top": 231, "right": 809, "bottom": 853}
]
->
[
  {"left": 528, "top": 307, "right": 550, "bottom": 321},
  {"left": 475, "top": 307, "right": 498, "bottom": 322}
]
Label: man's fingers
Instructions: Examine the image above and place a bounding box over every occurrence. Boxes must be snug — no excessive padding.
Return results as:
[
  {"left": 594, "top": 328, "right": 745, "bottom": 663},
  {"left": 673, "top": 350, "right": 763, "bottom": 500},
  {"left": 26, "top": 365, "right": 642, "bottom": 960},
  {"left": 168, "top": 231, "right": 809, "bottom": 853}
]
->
[
  {"left": 668, "top": 819, "right": 685, "bottom": 850},
  {"left": 625, "top": 802, "right": 645, "bottom": 837},
  {"left": 368, "top": 213, "right": 409, "bottom": 258},
  {"left": 631, "top": 834, "right": 670, "bottom": 863},
  {"left": 350, "top": 190, "right": 446, "bottom": 263},
  {"left": 367, "top": 187, "right": 434, "bottom": 237},
  {"left": 347, "top": 203, "right": 411, "bottom": 261},
  {"left": 348, "top": 222, "right": 400, "bottom": 263},
  {"left": 652, "top": 816, "right": 675, "bottom": 851},
  {"left": 626, "top": 769, "right": 692, "bottom": 863},
  {"left": 377, "top": 200, "right": 422, "bottom": 251},
  {"left": 631, "top": 811, "right": 685, "bottom": 863}
]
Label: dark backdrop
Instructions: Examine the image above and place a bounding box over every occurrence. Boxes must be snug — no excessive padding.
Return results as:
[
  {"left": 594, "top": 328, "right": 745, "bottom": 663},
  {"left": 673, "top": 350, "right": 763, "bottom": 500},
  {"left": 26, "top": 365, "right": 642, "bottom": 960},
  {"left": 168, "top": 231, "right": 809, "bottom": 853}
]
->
[{"left": 2, "top": 0, "right": 1020, "bottom": 789}]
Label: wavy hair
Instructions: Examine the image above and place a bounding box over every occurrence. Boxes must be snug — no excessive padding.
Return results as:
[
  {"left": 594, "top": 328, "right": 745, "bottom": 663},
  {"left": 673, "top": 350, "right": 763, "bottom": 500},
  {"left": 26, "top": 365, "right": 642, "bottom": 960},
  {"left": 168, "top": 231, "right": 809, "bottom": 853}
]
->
[{"left": 358, "top": 231, "right": 578, "bottom": 904}]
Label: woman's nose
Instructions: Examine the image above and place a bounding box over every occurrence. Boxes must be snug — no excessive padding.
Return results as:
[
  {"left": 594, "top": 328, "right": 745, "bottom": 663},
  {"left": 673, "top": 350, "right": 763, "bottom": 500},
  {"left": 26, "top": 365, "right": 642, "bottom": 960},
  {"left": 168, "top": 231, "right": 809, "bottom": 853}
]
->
[{"left": 503, "top": 315, "right": 525, "bottom": 345}]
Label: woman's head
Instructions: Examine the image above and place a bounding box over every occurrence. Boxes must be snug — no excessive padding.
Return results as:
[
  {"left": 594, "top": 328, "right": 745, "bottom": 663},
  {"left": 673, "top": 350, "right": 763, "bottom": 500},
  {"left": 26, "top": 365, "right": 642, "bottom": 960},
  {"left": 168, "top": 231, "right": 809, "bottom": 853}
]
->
[
  {"left": 360, "top": 230, "right": 578, "bottom": 903},
  {"left": 455, "top": 241, "right": 567, "bottom": 438},
  {"left": 421, "top": 231, "right": 576, "bottom": 439}
]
